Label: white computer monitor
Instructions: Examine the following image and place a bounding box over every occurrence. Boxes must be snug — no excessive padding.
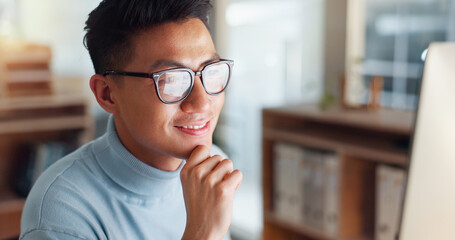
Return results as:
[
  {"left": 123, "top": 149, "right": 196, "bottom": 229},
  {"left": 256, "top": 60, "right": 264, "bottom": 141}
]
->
[{"left": 398, "top": 42, "right": 455, "bottom": 240}]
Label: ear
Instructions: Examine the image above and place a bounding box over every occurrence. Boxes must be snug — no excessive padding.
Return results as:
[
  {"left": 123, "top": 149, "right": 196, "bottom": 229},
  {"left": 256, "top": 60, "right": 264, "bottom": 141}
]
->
[{"left": 89, "top": 74, "right": 119, "bottom": 114}]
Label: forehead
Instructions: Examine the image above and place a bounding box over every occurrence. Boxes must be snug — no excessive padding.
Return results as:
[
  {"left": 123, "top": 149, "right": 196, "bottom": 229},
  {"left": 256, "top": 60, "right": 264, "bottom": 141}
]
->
[{"left": 127, "top": 18, "right": 216, "bottom": 71}]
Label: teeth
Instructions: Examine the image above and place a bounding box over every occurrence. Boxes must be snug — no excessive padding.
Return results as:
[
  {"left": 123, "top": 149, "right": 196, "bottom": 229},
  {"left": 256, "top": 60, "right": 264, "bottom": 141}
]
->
[{"left": 182, "top": 122, "right": 207, "bottom": 129}]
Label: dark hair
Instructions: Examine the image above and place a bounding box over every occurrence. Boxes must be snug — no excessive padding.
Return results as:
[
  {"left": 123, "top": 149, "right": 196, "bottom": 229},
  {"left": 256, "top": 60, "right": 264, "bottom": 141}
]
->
[{"left": 84, "top": 0, "right": 213, "bottom": 74}]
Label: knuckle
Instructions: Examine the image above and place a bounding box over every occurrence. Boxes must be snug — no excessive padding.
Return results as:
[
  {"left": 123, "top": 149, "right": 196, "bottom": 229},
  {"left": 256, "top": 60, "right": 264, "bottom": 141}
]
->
[
  {"left": 192, "top": 166, "right": 205, "bottom": 180},
  {"left": 221, "top": 159, "right": 234, "bottom": 170},
  {"left": 217, "top": 184, "right": 230, "bottom": 197},
  {"left": 205, "top": 172, "right": 218, "bottom": 187}
]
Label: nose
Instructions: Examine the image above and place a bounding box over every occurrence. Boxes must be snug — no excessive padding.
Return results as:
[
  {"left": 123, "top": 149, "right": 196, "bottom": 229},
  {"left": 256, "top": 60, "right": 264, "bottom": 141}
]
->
[{"left": 180, "top": 76, "right": 210, "bottom": 113}]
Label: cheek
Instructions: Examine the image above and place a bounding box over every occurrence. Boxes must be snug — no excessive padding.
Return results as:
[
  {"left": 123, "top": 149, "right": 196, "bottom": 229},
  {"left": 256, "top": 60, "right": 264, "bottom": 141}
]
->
[
  {"left": 116, "top": 86, "right": 174, "bottom": 131},
  {"left": 128, "top": 105, "right": 180, "bottom": 150},
  {"left": 214, "top": 94, "right": 225, "bottom": 114},
  {"left": 209, "top": 95, "right": 225, "bottom": 128},
  {"left": 137, "top": 104, "right": 176, "bottom": 132}
]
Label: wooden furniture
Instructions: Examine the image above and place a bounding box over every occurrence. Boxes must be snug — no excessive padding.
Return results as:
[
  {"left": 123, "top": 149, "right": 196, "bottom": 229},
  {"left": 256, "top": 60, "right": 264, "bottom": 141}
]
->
[
  {"left": 262, "top": 104, "right": 414, "bottom": 240},
  {"left": 0, "top": 78, "right": 94, "bottom": 239},
  {"left": 0, "top": 40, "right": 54, "bottom": 98}
]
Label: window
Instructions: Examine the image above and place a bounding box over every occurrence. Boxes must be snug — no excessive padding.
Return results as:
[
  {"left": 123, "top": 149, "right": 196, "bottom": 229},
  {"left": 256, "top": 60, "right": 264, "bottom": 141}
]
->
[{"left": 362, "top": 0, "right": 455, "bottom": 110}]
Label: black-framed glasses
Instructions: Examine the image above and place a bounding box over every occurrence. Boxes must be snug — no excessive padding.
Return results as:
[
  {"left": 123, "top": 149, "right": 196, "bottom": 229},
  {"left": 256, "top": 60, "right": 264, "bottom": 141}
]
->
[{"left": 103, "top": 59, "right": 234, "bottom": 104}]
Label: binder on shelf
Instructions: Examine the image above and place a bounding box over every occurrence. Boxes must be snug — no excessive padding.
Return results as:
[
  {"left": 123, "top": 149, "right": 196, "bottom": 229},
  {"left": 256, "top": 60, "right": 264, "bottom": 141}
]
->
[
  {"left": 302, "top": 150, "right": 313, "bottom": 226},
  {"left": 273, "top": 143, "right": 289, "bottom": 219},
  {"left": 303, "top": 149, "right": 324, "bottom": 229},
  {"left": 302, "top": 148, "right": 340, "bottom": 236},
  {"left": 15, "top": 141, "right": 68, "bottom": 197},
  {"left": 273, "top": 142, "right": 305, "bottom": 222},
  {"left": 322, "top": 152, "right": 339, "bottom": 238},
  {"left": 376, "top": 164, "right": 406, "bottom": 240},
  {"left": 273, "top": 142, "right": 340, "bottom": 237},
  {"left": 311, "top": 152, "right": 325, "bottom": 231},
  {"left": 297, "top": 149, "right": 310, "bottom": 223}
]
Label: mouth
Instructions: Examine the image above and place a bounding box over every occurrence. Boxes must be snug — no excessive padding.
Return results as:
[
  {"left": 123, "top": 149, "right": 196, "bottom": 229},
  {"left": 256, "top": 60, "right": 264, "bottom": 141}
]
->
[{"left": 175, "top": 121, "right": 211, "bottom": 136}]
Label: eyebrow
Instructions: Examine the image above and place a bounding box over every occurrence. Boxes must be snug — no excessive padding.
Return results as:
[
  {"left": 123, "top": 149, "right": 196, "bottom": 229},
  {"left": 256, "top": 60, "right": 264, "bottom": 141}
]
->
[{"left": 147, "top": 54, "right": 221, "bottom": 72}]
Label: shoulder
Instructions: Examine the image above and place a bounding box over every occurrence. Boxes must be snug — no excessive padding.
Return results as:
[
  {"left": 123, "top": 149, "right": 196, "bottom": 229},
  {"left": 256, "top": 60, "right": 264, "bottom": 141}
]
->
[{"left": 20, "top": 142, "right": 103, "bottom": 239}]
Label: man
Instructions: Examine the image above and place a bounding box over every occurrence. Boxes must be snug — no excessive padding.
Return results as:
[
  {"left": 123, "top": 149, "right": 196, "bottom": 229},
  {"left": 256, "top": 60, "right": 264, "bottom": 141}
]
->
[{"left": 20, "top": 0, "right": 242, "bottom": 239}]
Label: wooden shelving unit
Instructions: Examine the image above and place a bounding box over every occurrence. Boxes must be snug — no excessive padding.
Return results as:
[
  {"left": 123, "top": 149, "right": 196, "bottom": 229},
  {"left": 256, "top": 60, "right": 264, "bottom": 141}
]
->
[
  {"left": 0, "top": 81, "right": 94, "bottom": 239},
  {"left": 262, "top": 104, "right": 414, "bottom": 240}
]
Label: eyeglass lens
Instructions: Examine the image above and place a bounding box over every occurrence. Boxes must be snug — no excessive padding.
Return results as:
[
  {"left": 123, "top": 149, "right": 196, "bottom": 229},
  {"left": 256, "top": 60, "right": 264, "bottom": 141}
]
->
[
  {"left": 157, "top": 71, "right": 192, "bottom": 103},
  {"left": 156, "top": 62, "right": 230, "bottom": 103}
]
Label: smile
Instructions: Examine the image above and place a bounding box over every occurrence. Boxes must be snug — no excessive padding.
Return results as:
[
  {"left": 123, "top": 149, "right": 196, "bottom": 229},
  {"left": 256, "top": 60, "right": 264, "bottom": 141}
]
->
[
  {"left": 175, "top": 121, "right": 211, "bottom": 136},
  {"left": 181, "top": 122, "right": 207, "bottom": 129}
]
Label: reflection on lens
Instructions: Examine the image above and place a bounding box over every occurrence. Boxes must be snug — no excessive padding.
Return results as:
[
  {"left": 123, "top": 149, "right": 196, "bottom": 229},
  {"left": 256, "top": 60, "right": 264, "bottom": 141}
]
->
[
  {"left": 157, "top": 71, "right": 191, "bottom": 102},
  {"left": 203, "top": 63, "right": 229, "bottom": 94}
]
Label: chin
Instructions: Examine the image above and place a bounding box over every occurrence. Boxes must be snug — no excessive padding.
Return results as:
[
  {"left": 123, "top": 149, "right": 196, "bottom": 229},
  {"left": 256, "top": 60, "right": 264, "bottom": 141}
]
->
[{"left": 177, "top": 140, "right": 213, "bottom": 160}]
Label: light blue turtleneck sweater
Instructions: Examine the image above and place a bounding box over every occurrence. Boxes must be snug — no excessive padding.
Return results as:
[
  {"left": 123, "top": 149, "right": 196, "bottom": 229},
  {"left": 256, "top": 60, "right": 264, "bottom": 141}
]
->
[{"left": 20, "top": 116, "right": 231, "bottom": 240}]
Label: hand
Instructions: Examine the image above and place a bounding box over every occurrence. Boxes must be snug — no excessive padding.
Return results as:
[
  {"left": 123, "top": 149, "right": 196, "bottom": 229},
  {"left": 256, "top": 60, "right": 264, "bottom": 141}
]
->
[{"left": 180, "top": 145, "right": 243, "bottom": 240}]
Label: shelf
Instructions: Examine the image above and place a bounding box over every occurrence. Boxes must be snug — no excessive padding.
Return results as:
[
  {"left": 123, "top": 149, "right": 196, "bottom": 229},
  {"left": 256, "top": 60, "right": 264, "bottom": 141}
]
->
[
  {"left": 0, "top": 191, "right": 25, "bottom": 239},
  {"left": 0, "top": 78, "right": 94, "bottom": 239},
  {"left": 0, "top": 89, "right": 92, "bottom": 135},
  {"left": 263, "top": 104, "right": 414, "bottom": 136},
  {"left": 263, "top": 128, "right": 408, "bottom": 166},
  {"left": 264, "top": 211, "right": 372, "bottom": 240},
  {"left": 0, "top": 92, "right": 88, "bottom": 111},
  {"left": 264, "top": 210, "right": 334, "bottom": 240},
  {"left": 0, "top": 115, "right": 91, "bottom": 135},
  {"left": 262, "top": 104, "right": 411, "bottom": 240}
]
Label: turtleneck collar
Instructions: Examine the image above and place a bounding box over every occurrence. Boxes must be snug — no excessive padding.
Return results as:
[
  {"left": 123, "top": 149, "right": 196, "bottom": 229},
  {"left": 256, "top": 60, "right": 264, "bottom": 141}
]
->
[{"left": 93, "top": 115, "right": 184, "bottom": 199}]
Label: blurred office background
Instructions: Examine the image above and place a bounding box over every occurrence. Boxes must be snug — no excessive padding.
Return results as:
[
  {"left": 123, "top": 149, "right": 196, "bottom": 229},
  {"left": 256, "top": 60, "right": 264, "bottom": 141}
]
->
[
  {"left": 211, "top": 0, "right": 454, "bottom": 239},
  {"left": 0, "top": 0, "right": 454, "bottom": 239}
]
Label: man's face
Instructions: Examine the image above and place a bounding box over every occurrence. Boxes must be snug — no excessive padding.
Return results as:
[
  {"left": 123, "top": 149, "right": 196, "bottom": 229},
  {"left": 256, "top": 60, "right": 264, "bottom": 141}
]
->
[{"left": 109, "top": 18, "right": 224, "bottom": 167}]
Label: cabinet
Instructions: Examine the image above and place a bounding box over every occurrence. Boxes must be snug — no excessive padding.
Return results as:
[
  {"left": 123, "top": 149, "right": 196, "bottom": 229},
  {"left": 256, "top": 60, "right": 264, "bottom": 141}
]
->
[
  {"left": 0, "top": 79, "right": 94, "bottom": 239},
  {"left": 262, "top": 104, "right": 414, "bottom": 240}
]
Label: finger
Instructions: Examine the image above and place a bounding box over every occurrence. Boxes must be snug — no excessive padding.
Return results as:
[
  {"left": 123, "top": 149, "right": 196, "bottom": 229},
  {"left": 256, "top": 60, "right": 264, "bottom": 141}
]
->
[
  {"left": 192, "top": 155, "right": 223, "bottom": 180},
  {"left": 221, "top": 169, "right": 243, "bottom": 191},
  {"left": 206, "top": 159, "right": 234, "bottom": 186},
  {"left": 184, "top": 145, "right": 210, "bottom": 169}
]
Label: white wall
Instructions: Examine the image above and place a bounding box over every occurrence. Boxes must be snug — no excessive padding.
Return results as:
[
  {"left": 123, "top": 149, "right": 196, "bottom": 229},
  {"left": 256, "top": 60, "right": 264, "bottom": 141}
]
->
[{"left": 17, "top": 0, "right": 101, "bottom": 85}]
